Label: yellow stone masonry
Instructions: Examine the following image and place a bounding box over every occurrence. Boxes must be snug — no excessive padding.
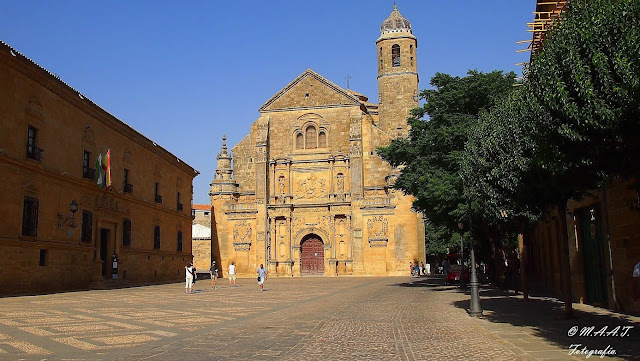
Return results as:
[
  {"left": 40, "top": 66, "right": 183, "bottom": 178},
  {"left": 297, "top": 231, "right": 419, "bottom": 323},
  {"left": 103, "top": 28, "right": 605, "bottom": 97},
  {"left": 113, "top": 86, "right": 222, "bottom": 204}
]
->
[{"left": 210, "top": 6, "right": 425, "bottom": 278}]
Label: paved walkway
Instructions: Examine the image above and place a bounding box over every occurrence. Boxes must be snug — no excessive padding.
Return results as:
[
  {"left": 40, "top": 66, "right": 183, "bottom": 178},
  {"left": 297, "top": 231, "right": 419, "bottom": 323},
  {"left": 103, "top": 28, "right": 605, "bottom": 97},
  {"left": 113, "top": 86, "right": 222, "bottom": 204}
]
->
[{"left": 0, "top": 276, "right": 637, "bottom": 360}]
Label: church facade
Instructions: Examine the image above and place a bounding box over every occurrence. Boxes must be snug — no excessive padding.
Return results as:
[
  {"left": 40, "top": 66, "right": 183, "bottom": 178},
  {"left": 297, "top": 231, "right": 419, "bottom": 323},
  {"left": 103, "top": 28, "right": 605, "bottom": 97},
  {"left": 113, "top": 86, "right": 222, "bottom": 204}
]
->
[{"left": 210, "top": 6, "right": 425, "bottom": 277}]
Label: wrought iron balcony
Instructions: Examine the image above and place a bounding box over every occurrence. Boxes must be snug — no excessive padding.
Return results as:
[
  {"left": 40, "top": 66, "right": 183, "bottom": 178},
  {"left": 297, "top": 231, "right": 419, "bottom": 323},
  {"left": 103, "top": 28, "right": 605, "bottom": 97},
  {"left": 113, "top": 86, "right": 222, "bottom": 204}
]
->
[
  {"left": 155, "top": 194, "right": 163, "bottom": 204},
  {"left": 26, "top": 144, "right": 44, "bottom": 162},
  {"left": 83, "top": 167, "right": 96, "bottom": 180},
  {"left": 124, "top": 183, "right": 134, "bottom": 194},
  {"left": 177, "top": 202, "right": 184, "bottom": 211}
]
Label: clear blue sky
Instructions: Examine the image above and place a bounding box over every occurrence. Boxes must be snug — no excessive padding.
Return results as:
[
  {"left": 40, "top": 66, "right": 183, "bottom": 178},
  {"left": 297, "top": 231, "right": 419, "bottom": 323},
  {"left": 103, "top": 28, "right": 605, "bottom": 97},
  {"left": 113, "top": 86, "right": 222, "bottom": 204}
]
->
[{"left": 2, "top": 1, "right": 534, "bottom": 205}]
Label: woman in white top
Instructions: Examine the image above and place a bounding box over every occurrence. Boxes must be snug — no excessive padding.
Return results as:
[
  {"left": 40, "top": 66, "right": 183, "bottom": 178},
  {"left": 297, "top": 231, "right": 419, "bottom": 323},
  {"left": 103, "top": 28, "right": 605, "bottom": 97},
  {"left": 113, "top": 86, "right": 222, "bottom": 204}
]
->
[
  {"left": 185, "top": 262, "right": 195, "bottom": 294},
  {"left": 228, "top": 261, "right": 237, "bottom": 287}
]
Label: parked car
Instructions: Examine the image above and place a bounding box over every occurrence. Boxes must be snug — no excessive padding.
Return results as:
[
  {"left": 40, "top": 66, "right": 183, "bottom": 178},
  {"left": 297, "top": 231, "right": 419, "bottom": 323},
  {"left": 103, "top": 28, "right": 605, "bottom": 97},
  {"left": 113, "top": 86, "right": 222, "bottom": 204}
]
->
[{"left": 445, "top": 254, "right": 469, "bottom": 284}]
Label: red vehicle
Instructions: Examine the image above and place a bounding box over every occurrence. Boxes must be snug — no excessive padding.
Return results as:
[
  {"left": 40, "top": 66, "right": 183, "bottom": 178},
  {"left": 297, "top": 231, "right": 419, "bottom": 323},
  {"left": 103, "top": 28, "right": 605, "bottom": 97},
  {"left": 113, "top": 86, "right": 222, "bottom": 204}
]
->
[{"left": 445, "top": 254, "right": 469, "bottom": 284}]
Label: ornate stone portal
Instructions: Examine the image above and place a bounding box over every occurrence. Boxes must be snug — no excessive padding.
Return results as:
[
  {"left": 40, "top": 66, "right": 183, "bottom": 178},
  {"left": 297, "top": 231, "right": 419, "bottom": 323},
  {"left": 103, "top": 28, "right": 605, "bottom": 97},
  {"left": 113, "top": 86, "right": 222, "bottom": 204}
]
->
[{"left": 210, "top": 5, "right": 425, "bottom": 277}]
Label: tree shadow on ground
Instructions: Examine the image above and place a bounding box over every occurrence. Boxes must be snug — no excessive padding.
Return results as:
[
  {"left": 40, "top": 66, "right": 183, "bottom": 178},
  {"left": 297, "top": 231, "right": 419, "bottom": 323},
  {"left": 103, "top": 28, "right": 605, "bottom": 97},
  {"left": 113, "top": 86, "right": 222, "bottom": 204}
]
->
[{"left": 453, "top": 289, "right": 640, "bottom": 360}]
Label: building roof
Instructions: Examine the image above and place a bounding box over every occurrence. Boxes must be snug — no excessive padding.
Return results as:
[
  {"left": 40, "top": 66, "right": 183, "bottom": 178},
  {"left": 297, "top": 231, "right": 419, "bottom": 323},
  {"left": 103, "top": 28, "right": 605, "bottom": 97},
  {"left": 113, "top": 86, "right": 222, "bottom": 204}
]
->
[
  {"left": 0, "top": 40, "right": 199, "bottom": 177},
  {"left": 380, "top": 4, "right": 412, "bottom": 35},
  {"left": 192, "top": 204, "right": 211, "bottom": 211},
  {"left": 192, "top": 224, "right": 211, "bottom": 239}
]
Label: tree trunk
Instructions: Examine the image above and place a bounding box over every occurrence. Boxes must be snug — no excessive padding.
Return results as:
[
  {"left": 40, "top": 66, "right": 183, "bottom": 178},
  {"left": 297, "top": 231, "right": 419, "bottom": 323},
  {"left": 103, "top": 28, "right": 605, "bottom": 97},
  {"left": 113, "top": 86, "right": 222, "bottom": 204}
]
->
[
  {"left": 518, "top": 228, "right": 529, "bottom": 301},
  {"left": 557, "top": 201, "right": 573, "bottom": 318}
]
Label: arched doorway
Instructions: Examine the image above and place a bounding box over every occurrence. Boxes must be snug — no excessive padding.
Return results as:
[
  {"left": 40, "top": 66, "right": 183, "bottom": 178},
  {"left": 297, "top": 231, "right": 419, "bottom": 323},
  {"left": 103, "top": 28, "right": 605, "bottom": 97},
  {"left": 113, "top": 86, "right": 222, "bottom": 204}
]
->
[{"left": 300, "top": 234, "right": 324, "bottom": 275}]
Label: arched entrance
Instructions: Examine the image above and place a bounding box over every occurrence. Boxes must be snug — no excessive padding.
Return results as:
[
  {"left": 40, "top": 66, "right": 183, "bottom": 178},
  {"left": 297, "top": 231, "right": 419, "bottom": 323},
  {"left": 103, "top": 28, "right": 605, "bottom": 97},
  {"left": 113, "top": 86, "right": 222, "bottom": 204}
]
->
[{"left": 300, "top": 234, "right": 324, "bottom": 275}]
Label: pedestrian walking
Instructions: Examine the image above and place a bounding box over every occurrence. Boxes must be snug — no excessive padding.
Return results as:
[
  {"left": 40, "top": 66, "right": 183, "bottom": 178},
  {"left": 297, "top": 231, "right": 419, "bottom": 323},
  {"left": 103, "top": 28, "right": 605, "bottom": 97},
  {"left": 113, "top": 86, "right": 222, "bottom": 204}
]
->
[
  {"left": 257, "top": 263, "right": 267, "bottom": 291},
  {"left": 185, "top": 262, "right": 195, "bottom": 294},
  {"left": 210, "top": 261, "right": 218, "bottom": 289},
  {"left": 228, "top": 261, "right": 237, "bottom": 287},
  {"left": 409, "top": 262, "right": 414, "bottom": 276},
  {"left": 420, "top": 262, "right": 425, "bottom": 276}
]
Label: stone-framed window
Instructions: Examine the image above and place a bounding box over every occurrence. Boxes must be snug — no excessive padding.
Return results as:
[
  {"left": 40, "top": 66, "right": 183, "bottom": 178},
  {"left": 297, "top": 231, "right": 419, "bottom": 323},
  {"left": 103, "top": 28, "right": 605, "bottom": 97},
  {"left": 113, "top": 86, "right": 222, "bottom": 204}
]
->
[
  {"left": 154, "top": 225, "right": 161, "bottom": 249},
  {"left": 305, "top": 126, "right": 317, "bottom": 149},
  {"left": 296, "top": 124, "right": 328, "bottom": 150},
  {"left": 81, "top": 210, "right": 93, "bottom": 242},
  {"left": 123, "top": 218, "right": 132, "bottom": 246},
  {"left": 22, "top": 196, "right": 39, "bottom": 237},
  {"left": 177, "top": 230, "right": 183, "bottom": 252}
]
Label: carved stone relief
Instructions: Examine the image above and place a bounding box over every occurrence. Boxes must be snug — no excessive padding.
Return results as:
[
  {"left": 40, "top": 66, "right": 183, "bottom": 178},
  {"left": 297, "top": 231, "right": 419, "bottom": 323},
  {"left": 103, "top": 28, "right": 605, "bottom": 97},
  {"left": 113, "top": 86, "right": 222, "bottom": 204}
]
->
[
  {"left": 95, "top": 193, "right": 120, "bottom": 212},
  {"left": 256, "top": 146, "right": 267, "bottom": 162},
  {"left": 82, "top": 126, "right": 96, "bottom": 146},
  {"left": 350, "top": 142, "right": 362, "bottom": 156},
  {"left": 295, "top": 173, "right": 327, "bottom": 199},
  {"left": 233, "top": 221, "right": 253, "bottom": 243},
  {"left": 123, "top": 149, "right": 133, "bottom": 165},
  {"left": 26, "top": 98, "right": 44, "bottom": 120},
  {"left": 367, "top": 215, "right": 388, "bottom": 238},
  {"left": 350, "top": 114, "right": 361, "bottom": 139}
]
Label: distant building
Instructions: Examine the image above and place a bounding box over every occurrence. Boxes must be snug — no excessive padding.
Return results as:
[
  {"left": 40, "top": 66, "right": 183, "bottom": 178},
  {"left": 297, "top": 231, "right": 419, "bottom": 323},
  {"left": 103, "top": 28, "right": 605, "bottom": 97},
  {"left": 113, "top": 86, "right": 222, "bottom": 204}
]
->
[
  {"left": 191, "top": 223, "right": 212, "bottom": 273},
  {"left": 191, "top": 204, "right": 213, "bottom": 272},
  {"left": 209, "top": 5, "right": 426, "bottom": 277},
  {"left": 0, "top": 41, "right": 198, "bottom": 294},
  {"left": 192, "top": 204, "right": 212, "bottom": 227}
]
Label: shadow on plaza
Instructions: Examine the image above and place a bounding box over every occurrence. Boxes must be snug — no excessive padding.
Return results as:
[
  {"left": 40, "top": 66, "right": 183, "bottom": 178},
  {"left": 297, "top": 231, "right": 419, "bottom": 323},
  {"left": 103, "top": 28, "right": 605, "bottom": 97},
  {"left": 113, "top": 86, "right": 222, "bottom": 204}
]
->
[
  {"left": 453, "top": 289, "right": 640, "bottom": 360},
  {"left": 391, "top": 276, "right": 639, "bottom": 359}
]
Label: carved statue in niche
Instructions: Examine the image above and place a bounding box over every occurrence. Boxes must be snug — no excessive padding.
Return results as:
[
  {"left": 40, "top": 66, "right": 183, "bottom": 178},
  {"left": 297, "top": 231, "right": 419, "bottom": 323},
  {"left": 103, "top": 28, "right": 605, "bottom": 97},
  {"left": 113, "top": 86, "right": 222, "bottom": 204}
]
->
[
  {"left": 295, "top": 173, "right": 326, "bottom": 199},
  {"left": 278, "top": 175, "right": 286, "bottom": 196},
  {"left": 233, "top": 221, "right": 253, "bottom": 242},
  {"left": 367, "top": 215, "right": 388, "bottom": 238},
  {"left": 336, "top": 173, "right": 345, "bottom": 193},
  {"left": 350, "top": 142, "right": 362, "bottom": 156},
  {"left": 277, "top": 219, "right": 287, "bottom": 239}
]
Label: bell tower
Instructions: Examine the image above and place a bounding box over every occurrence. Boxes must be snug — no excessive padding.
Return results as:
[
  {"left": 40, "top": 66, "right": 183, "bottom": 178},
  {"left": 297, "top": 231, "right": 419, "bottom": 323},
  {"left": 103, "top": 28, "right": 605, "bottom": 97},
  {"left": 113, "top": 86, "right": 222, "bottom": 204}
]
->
[{"left": 377, "top": 4, "right": 419, "bottom": 138}]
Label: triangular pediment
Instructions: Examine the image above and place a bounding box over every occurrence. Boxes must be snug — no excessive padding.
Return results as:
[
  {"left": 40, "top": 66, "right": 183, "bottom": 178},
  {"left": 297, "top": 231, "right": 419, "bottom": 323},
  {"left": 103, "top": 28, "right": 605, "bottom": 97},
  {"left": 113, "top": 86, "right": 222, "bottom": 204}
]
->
[{"left": 259, "top": 69, "right": 360, "bottom": 112}]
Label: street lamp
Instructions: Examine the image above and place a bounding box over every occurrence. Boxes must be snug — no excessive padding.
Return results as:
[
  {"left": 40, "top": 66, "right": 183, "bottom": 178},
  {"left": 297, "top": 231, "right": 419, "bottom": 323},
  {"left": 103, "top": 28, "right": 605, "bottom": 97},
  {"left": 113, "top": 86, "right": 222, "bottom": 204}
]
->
[
  {"left": 466, "top": 197, "right": 483, "bottom": 317},
  {"left": 57, "top": 199, "right": 79, "bottom": 228}
]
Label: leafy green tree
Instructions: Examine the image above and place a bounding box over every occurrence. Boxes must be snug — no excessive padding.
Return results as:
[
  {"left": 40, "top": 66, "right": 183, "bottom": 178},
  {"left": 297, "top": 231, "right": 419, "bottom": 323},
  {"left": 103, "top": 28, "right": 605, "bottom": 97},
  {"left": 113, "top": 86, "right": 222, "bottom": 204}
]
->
[
  {"left": 378, "top": 70, "right": 516, "bottom": 256},
  {"left": 465, "top": 0, "right": 640, "bottom": 316}
]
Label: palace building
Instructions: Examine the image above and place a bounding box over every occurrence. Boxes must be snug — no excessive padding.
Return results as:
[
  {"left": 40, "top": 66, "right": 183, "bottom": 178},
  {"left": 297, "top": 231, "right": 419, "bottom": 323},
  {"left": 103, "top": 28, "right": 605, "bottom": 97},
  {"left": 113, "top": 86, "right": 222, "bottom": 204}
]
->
[
  {"left": 0, "top": 40, "right": 198, "bottom": 294},
  {"left": 210, "top": 5, "right": 426, "bottom": 277}
]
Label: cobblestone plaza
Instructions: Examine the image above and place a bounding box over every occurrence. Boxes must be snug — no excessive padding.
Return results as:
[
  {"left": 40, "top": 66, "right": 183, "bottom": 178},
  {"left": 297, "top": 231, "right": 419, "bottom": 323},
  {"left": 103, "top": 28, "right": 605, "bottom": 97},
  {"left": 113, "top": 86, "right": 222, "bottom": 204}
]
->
[{"left": 0, "top": 277, "right": 638, "bottom": 360}]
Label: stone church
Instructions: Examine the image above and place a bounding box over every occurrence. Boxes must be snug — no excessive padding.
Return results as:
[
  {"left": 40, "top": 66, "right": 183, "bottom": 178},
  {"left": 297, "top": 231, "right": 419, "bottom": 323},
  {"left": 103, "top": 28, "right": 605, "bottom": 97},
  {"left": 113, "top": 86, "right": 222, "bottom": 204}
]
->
[{"left": 210, "top": 5, "right": 425, "bottom": 277}]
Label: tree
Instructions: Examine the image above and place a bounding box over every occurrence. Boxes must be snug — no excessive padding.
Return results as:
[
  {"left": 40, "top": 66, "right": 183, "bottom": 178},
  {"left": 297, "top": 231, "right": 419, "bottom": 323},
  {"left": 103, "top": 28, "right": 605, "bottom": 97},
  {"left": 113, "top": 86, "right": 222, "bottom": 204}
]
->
[
  {"left": 464, "top": 0, "right": 640, "bottom": 316},
  {"left": 378, "top": 70, "right": 516, "bottom": 256}
]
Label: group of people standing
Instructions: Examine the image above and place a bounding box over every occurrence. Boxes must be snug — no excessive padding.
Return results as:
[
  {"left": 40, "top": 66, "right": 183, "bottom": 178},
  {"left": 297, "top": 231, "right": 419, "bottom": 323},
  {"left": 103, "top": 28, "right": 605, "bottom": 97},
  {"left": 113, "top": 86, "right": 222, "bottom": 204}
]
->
[
  {"left": 409, "top": 261, "right": 428, "bottom": 277},
  {"left": 184, "top": 261, "right": 266, "bottom": 294}
]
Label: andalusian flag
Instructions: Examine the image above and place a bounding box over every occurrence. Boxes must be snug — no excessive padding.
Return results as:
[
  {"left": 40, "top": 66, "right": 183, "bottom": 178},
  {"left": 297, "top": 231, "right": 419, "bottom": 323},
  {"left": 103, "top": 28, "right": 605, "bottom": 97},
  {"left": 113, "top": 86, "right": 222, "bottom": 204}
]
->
[
  {"left": 96, "top": 150, "right": 104, "bottom": 187},
  {"left": 105, "top": 148, "right": 112, "bottom": 187}
]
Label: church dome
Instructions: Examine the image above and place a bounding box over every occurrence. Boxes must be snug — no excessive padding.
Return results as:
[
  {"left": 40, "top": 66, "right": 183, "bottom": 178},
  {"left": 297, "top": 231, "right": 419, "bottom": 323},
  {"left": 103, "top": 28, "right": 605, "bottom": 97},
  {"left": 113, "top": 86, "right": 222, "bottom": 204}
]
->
[{"left": 380, "top": 4, "right": 412, "bottom": 34}]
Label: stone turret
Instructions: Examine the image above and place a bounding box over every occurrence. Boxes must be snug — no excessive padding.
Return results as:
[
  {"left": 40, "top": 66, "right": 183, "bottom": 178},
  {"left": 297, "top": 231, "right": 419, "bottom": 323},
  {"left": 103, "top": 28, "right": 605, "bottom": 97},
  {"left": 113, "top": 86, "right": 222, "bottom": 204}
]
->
[{"left": 210, "top": 135, "right": 237, "bottom": 197}]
